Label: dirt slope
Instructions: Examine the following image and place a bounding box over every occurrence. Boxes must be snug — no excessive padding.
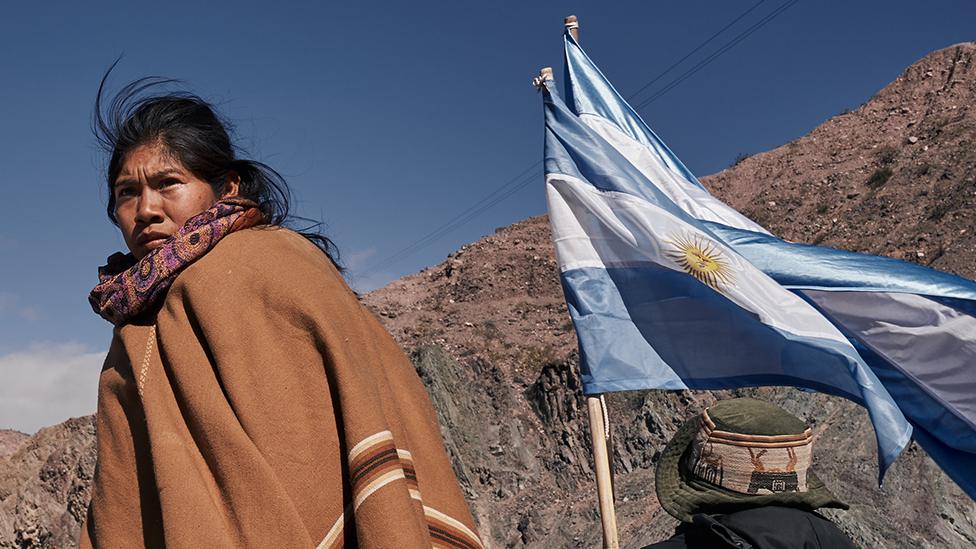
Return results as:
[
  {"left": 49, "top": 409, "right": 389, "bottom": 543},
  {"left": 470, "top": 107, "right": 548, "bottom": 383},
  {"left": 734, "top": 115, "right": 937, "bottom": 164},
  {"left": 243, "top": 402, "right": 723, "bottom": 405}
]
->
[{"left": 0, "top": 432, "right": 29, "bottom": 461}]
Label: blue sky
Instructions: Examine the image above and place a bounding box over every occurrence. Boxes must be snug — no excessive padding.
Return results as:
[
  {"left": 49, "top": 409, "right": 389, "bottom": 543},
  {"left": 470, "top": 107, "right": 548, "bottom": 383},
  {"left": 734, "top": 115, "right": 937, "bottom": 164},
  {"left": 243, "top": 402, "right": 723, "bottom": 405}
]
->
[{"left": 1, "top": 1, "right": 973, "bottom": 432}]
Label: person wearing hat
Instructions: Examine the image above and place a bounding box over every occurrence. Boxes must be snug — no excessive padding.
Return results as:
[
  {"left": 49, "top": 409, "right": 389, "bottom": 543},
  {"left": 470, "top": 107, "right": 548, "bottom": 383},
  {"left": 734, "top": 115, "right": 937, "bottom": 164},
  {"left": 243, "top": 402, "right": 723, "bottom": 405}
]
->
[{"left": 644, "top": 398, "right": 859, "bottom": 548}]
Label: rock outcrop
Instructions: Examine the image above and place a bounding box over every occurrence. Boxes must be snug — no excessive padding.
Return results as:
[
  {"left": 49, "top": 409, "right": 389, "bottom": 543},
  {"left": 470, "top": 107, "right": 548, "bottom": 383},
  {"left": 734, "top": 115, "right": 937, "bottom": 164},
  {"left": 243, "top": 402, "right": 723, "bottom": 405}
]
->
[{"left": 0, "top": 418, "right": 95, "bottom": 548}]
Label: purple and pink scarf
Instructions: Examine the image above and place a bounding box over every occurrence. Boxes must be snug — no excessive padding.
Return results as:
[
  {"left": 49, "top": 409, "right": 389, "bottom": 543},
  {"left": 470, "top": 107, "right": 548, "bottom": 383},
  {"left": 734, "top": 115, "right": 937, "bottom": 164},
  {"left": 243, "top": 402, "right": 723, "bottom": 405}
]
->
[{"left": 89, "top": 198, "right": 264, "bottom": 325}]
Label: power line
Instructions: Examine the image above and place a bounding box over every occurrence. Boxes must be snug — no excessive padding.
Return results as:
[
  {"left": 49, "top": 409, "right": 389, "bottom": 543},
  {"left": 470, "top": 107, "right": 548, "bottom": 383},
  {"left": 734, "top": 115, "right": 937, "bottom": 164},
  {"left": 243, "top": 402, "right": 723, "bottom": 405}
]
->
[
  {"left": 365, "top": 161, "right": 542, "bottom": 273},
  {"left": 363, "top": 2, "right": 798, "bottom": 274},
  {"left": 633, "top": 0, "right": 801, "bottom": 109},
  {"left": 625, "top": 0, "right": 766, "bottom": 103}
]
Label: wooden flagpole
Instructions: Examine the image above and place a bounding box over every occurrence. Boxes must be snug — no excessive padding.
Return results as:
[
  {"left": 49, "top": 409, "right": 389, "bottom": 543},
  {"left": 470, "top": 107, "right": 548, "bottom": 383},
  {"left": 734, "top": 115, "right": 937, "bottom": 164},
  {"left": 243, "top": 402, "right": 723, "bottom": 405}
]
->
[
  {"left": 564, "top": 14, "right": 580, "bottom": 42},
  {"left": 565, "top": 16, "right": 619, "bottom": 548},
  {"left": 587, "top": 395, "right": 620, "bottom": 548},
  {"left": 538, "top": 16, "right": 618, "bottom": 547}
]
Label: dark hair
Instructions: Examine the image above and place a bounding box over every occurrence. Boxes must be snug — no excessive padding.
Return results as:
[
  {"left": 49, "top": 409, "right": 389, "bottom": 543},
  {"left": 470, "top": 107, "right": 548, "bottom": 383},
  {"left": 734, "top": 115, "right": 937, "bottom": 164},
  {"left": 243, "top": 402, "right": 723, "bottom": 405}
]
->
[{"left": 93, "top": 65, "right": 340, "bottom": 268}]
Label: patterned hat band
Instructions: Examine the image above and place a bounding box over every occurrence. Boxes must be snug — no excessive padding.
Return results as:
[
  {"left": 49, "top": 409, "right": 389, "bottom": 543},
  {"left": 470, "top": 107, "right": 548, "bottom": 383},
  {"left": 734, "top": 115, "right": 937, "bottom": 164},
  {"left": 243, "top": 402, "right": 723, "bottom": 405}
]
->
[{"left": 683, "top": 408, "right": 814, "bottom": 496}]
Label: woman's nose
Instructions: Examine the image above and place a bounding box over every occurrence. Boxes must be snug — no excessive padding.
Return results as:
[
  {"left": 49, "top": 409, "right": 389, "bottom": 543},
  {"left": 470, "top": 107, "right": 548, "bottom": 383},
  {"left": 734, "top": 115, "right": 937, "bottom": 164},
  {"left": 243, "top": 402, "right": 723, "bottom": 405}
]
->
[{"left": 135, "top": 190, "right": 165, "bottom": 224}]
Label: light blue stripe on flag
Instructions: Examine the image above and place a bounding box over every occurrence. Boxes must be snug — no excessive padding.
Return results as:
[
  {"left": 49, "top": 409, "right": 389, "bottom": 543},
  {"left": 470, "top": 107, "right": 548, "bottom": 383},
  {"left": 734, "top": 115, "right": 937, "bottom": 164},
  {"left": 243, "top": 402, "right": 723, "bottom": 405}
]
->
[
  {"left": 708, "top": 222, "right": 976, "bottom": 300},
  {"left": 563, "top": 33, "right": 705, "bottom": 192}
]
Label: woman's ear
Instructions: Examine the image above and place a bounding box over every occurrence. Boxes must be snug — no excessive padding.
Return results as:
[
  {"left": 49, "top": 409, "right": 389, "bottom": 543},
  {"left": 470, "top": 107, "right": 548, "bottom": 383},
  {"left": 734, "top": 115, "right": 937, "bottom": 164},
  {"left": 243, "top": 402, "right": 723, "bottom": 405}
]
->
[{"left": 222, "top": 171, "right": 241, "bottom": 199}]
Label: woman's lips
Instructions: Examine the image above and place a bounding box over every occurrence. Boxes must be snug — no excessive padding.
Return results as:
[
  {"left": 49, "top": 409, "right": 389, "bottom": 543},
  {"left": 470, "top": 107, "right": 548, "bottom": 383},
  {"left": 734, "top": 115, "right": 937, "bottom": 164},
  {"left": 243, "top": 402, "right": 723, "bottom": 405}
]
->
[
  {"left": 137, "top": 233, "right": 171, "bottom": 251},
  {"left": 142, "top": 238, "right": 168, "bottom": 251}
]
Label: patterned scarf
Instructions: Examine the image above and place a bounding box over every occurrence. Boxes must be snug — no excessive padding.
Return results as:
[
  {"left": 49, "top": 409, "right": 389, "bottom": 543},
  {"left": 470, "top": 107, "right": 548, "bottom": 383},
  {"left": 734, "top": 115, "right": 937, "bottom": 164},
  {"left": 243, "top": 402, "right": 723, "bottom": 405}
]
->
[{"left": 89, "top": 198, "right": 264, "bottom": 325}]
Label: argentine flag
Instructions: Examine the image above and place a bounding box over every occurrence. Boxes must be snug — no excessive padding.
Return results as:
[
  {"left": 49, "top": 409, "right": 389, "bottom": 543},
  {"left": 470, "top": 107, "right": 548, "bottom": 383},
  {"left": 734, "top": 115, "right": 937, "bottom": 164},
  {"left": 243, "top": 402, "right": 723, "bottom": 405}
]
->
[{"left": 545, "top": 33, "right": 976, "bottom": 493}]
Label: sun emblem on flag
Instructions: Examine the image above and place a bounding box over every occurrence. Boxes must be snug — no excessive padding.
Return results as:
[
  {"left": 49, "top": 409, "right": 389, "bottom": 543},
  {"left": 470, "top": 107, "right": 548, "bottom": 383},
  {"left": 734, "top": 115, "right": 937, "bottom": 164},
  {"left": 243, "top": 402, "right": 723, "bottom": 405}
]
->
[{"left": 667, "top": 234, "right": 733, "bottom": 289}]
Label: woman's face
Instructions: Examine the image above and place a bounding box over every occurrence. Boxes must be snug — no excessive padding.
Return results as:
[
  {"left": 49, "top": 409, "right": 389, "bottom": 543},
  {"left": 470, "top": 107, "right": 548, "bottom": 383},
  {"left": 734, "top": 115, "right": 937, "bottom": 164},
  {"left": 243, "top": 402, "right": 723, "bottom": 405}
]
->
[{"left": 113, "top": 143, "right": 237, "bottom": 259}]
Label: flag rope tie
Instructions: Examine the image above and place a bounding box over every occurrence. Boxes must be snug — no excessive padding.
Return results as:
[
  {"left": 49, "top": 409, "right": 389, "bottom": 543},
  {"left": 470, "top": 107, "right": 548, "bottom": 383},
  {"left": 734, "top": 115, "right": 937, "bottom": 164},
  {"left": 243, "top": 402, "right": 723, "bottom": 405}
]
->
[{"left": 600, "top": 394, "right": 610, "bottom": 441}]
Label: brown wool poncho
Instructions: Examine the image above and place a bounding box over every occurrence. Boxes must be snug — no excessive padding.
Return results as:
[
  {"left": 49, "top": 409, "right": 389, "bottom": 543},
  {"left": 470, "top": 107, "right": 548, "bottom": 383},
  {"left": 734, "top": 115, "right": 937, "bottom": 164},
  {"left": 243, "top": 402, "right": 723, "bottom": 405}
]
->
[{"left": 80, "top": 228, "right": 482, "bottom": 549}]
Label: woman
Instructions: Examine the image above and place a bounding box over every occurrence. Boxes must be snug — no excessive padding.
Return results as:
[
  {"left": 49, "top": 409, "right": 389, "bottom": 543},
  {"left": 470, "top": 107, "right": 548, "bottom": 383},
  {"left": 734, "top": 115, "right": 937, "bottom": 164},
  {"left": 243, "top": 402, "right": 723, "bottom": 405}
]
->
[{"left": 81, "top": 77, "right": 481, "bottom": 549}]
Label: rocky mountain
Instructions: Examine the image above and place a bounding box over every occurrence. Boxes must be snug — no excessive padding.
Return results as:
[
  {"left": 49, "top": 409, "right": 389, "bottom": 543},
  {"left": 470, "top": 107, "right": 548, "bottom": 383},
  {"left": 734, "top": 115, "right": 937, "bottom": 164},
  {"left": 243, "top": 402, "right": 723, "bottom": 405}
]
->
[
  {"left": 1, "top": 43, "right": 974, "bottom": 548},
  {"left": 0, "top": 432, "right": 29, "bottom": 461},
  {"left": 0, "top": 419, "right": 94, "bottom": 548}
]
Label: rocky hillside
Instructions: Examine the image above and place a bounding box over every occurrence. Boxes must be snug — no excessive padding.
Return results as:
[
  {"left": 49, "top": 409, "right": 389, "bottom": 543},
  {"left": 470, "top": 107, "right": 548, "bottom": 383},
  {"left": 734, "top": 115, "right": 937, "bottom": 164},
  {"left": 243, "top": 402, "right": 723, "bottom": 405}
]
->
[
  {"left": 0, "top": 432, "right": 29, "bottom": 461},
  {"left": 2, "top": 43, "right": 975, "bottom": 548},
  {"left": 0, "top": 419, "right": 94, "bottom": 548}
]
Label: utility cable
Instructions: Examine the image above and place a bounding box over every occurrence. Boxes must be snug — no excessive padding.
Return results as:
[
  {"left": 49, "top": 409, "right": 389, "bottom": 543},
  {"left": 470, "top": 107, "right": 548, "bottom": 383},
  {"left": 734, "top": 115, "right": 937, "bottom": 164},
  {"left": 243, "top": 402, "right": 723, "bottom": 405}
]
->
[
  {"left": 634, "top": 0, "right": 801, "bottom": 109},
  {"left": 625, "top": 0, "right": 766, "bottom": 103},
  {"left": 365, "top": 161, "right": 542, "bottom": 273}
]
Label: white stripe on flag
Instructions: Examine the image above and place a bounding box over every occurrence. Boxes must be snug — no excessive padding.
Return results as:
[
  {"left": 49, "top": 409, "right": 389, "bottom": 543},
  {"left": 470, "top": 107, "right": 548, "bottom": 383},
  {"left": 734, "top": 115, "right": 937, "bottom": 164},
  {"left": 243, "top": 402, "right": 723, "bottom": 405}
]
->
[{"left": 547, "top": 172, "right": 852, "bottom": 345}]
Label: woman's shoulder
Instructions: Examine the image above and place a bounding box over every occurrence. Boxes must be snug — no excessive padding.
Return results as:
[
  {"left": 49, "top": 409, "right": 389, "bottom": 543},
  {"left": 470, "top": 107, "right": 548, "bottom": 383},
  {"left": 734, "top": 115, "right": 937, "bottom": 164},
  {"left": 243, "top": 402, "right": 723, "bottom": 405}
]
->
[
  {"left": 177, "top": 226, "right": 345, "bottom": 294},
  {"left": 215, "top": 226, "right": 324, "bottom": 264}
]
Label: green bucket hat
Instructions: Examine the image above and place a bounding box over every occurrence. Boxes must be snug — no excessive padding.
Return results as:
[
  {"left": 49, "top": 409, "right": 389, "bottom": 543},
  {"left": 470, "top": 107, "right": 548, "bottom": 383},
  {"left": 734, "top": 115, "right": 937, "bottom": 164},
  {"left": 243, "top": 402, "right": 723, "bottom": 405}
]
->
[{"left": 655, "top": 398, "right": 848, "bottom": 522}]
